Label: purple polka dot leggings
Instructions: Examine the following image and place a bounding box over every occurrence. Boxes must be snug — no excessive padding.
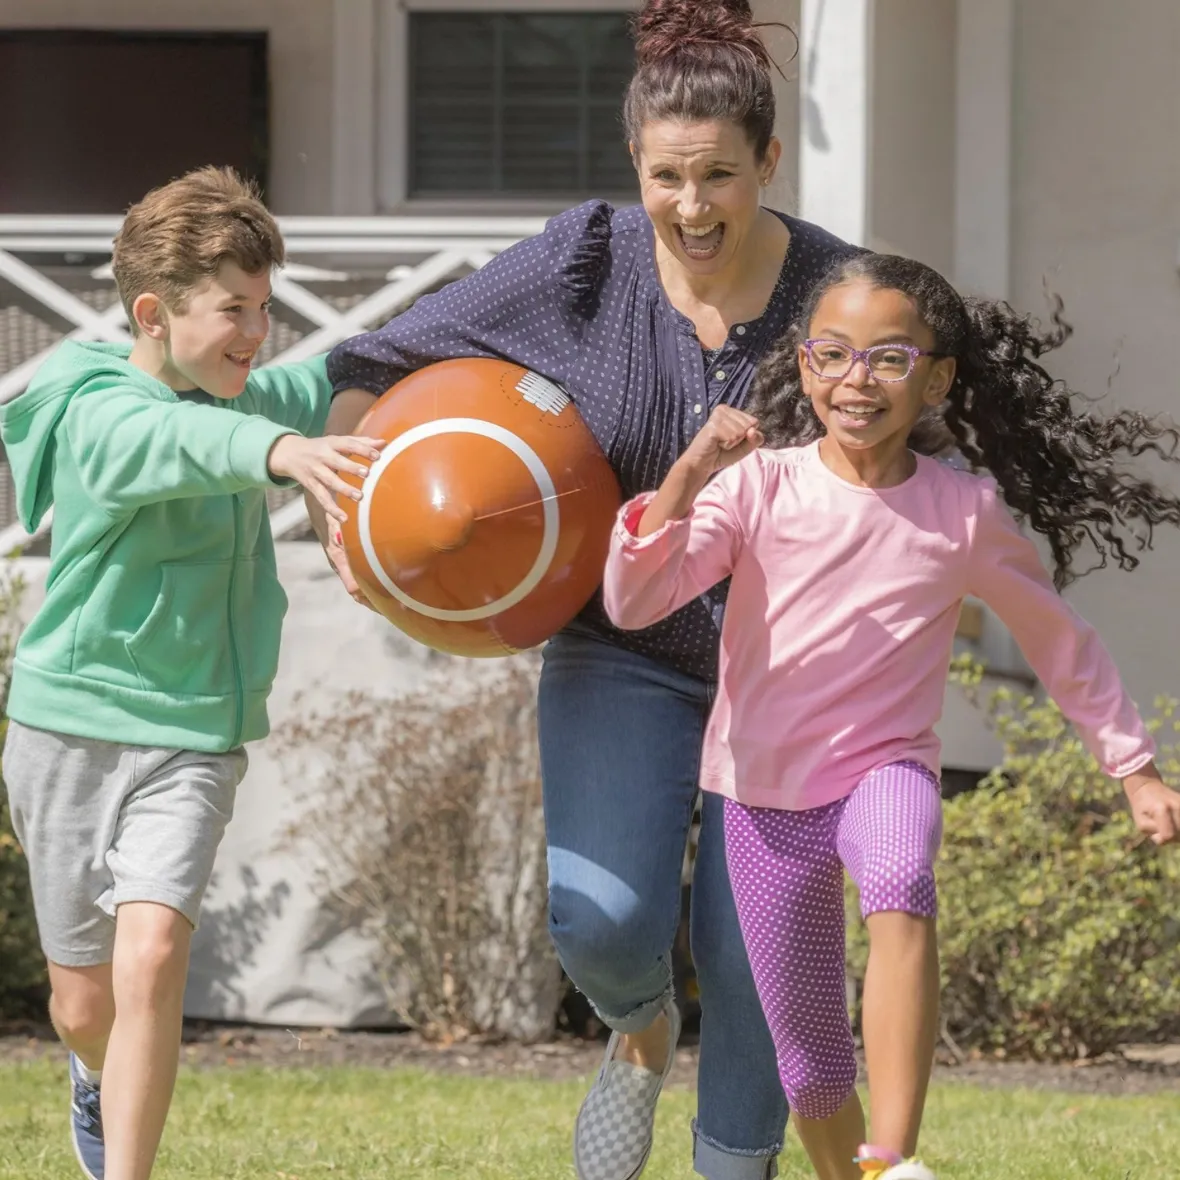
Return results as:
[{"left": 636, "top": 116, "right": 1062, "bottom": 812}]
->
[{"left": 724, "top": 762, "right": 942, "bottom": 1120}]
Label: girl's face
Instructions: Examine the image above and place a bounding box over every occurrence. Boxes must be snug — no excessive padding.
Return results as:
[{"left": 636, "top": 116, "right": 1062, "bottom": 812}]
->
[
  {"left": 634, "top": 118, "right": 779, "bottom": 277},
  {"left": 799, "top": 280, "right": 956, "bottom": 452}
]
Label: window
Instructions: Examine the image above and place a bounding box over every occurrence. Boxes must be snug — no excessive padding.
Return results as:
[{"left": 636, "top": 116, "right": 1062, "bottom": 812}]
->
[{"left": 409, "top": 12, "right": 636, "bottom": 199}]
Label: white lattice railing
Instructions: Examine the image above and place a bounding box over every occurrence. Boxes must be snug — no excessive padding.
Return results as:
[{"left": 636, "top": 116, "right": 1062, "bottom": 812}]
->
[{"left": 0, "top": 214, "right": 547, "bottom": 551}]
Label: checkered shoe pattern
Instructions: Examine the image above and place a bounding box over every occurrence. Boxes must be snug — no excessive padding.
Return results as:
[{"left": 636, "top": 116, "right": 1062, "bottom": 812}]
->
[{"left": 574, "top": 998, "right": 682, "bottom": 1180}]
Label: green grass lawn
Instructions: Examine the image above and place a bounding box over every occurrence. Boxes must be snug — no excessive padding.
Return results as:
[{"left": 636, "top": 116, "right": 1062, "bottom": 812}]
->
[{"left": 0, "top": 1060, "right": 1175, "bottom": 1178}]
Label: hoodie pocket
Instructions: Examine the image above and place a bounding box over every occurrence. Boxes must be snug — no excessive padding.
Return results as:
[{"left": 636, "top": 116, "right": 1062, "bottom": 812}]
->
[
  {"left": 126, "top": 561, "right": 236, "bottom": 695},
  {"left": 232, "top": 558, "right": 289, "bottom": 693}
]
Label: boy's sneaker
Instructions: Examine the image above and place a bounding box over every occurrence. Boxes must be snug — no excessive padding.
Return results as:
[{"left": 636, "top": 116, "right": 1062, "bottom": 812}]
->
[
  {"left": 69, "top": 1054, "right": 105, "bottom": 1180},
  {"left": 856, "top": 1144, "right": 936, "bottom": 1180}
]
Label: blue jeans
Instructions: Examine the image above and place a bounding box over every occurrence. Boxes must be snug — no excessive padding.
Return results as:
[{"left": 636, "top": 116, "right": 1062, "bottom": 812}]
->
[{"left": 538, "top": 629, "right": 787, "bottom": 1180}]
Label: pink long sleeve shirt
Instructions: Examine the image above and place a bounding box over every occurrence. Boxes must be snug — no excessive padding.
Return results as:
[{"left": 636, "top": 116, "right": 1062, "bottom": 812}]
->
[{"left": 603, "top": 441, "right": 1155, "bottom": 811}]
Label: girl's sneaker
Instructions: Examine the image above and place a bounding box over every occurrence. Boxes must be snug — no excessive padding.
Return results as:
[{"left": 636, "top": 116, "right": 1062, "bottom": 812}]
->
[{"left": 855, "top": 1144, "right": 936, "bottom": 1180}]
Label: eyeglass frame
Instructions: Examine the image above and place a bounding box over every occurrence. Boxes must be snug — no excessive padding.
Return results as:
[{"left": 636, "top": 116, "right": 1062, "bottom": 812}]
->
[{"left": 801, "top": 338, "right": 946, "bottom": 383}]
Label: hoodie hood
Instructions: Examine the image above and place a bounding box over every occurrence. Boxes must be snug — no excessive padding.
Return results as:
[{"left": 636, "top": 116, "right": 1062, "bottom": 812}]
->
[{"left": 0, "top": 341, "right": 147, "bottom": 531}]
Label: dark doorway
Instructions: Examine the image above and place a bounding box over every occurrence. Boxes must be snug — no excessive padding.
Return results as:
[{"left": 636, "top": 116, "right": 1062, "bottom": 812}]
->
[{"left": 0, "top": 30, "right": 269, "bottom": 213}]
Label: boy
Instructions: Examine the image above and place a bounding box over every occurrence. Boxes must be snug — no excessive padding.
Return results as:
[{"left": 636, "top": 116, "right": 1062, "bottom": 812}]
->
[{"left": 0, "top": 167, "right": 381, "bottom": 1180}]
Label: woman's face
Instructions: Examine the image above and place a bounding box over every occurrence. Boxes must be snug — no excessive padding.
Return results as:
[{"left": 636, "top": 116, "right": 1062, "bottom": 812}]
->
[{"left": 634, "top": 118, "right": 779, "bottom": 278}]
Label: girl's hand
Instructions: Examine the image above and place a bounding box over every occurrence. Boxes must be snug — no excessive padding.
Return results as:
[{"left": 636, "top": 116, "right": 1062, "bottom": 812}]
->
[
  {"left": 636, "top": 407, "right": 763, "bottom": 537},
  {"left": 268, "top": 434, "right": 385, "bottom": 524},
  {"left": 1124, "top": 768, "right": 1180, "bottom": 845},
  {"left": 680, "top": 406, "right": 765, "bottom": 479}
]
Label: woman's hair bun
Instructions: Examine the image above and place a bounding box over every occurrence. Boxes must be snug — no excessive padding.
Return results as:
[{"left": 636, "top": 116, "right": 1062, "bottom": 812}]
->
[
  {"left": 633, "top": 0, "right": 771, "bottom": 70},
  {"left": 624, "top": 0, "right": 792, "bottom": 159}
]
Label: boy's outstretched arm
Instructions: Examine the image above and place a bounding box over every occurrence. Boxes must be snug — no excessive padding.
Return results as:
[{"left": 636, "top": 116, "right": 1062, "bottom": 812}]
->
[
  {"left": 303, "top": 388, "right": 377, "bottom": 546},
  {"left": 64, "top": 386, "right": 379, "bottom": 519},
  {"left": 242, "top": 355, "right": 334, "bottom": 437}
]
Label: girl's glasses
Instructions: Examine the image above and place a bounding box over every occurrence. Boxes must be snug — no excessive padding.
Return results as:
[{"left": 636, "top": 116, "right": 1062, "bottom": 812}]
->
[{"left": 803, "top": 339, "right": 942, "bottom": 383}]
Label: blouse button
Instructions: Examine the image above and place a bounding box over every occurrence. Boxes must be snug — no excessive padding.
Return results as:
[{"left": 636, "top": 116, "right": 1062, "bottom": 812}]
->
[
  {"left": 735, "top": 325, "right": 747, "bottom": 336},
  {"left": 714, "top": 370, "right": 726, "bottom": 381},
  {"left": 693, "top": 403, "right": 703, "bottom": 415}
]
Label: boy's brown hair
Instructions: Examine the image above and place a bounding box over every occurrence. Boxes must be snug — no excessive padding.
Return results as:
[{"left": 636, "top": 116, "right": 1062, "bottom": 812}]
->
[{"left": 112, "top": 166, "right": 285, "bottom": 328}]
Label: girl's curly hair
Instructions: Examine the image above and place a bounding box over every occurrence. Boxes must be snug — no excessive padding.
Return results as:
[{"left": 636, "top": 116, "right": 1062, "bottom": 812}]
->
[{"left": 748, "top": 252, "right": 1180, "bottom": 588}]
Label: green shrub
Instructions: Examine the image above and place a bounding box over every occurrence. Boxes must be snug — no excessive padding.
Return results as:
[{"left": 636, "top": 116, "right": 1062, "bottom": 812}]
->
[
  {"left": 0, "top": 568, "right": 46, "bottom": 1020},
  {"left": 847, "top": 657, "right": 1180, "bottom": 1060}
]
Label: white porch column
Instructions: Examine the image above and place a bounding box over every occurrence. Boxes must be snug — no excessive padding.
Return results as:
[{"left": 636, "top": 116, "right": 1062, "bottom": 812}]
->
[
  {"left": 953, "top": 0, "right": 1015, "bottom": 298},
  {"left": 331, "top": 0, "right": 379, "bottom": 215},
  {"left": 752, "top": 0, "right": 802, "bottom": 213},
  {"left": 797, "top": 0, "right": 875, "bottom": 246},
  {"left": 376, "top": 0, "right": 411, "bottom": 210}
]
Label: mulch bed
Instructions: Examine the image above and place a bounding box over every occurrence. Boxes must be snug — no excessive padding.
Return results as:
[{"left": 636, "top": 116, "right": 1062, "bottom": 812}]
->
[{"left": 1, "top": 1021, "right": 1177, "bottom": 1096}]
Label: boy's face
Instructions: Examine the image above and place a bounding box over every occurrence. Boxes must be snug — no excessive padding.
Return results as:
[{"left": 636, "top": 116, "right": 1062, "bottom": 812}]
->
[{"left": 145, "top": 261, "right": 272, "bottom": 399}]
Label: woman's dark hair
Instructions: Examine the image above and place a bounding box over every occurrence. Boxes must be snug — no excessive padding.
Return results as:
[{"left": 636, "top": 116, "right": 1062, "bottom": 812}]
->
[
  {"left": 624, "top": 0, "right": 792, "bottom": 160},
  {"left": 748, "top": 252, "right": 1180, "bottom": 588}
]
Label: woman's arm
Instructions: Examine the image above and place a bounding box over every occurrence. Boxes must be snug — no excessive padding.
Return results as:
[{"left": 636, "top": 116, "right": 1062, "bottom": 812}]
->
[
  {"left": 314, "top": 202, "right": 613, "bottom": 603},
  {"left": 304, "top": 388, "right": 380, "bottom": 607},
  {"left": 325, "top": 201, "right": 612, "bottom": 397}
]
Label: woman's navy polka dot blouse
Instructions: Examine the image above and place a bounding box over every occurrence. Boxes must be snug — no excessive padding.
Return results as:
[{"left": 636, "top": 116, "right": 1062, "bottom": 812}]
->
[{"left": 327, "top": 200, "right": 858, "bottom": 682}]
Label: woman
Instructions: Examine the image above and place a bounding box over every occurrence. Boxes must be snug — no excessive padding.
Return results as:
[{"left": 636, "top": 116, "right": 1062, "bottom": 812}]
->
[{"left": 311, "top": 3, "right": 860, "bottom": 1177}]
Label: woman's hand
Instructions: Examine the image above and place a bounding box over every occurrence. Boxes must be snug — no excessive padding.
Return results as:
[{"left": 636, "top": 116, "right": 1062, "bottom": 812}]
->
[
  {"left": 325, "top": 521, "right": 379, "bottom": 612},
  {"left": 302, "top": 388, "right": 382, "bottom": 608}
]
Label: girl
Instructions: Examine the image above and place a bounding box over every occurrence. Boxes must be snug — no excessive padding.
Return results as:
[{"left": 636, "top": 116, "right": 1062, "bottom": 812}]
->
[{"left": 602, "top": 251, "right": 1180, "bottom": 1180}]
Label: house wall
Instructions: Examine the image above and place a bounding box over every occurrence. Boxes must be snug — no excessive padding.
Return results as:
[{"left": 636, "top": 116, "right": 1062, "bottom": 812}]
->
[{"left": 1007, "top": 0, "right": 1180, "bottom": 712}]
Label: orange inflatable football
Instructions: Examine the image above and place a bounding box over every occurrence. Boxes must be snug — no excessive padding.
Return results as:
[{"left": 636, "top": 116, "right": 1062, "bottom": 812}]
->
[{"left": 337, "top": 358, "right": 622, "bottom": 657}]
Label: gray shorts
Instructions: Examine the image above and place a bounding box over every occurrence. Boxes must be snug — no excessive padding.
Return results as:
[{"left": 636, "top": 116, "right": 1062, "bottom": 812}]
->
[{"left": 3, "top": 721, "right": 245, "bottom": 968}]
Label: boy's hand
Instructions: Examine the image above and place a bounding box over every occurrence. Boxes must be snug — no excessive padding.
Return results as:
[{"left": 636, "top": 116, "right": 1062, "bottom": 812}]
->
[
  {"left": 268, "top": 434, "right": 384, "bottom": 524},
  {"left": 680, "top": 406, "right": 764, "bottom": 480},
  {"left": 1123, "top": 766, "right": 1180, "bottom": 845}
]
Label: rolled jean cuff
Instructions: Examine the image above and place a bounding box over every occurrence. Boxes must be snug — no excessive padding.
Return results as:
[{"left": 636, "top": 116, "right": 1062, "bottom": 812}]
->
[
  {"left": 589, "top": 979, "right": 674, "bottom": 1034},
  {"left": 692, "top": 1120, "right": 780, "bottom": 1180}
]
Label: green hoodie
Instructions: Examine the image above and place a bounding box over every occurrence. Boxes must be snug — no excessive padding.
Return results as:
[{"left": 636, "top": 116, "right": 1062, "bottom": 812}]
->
[{"left": 0, "top": 341, "right": 332, "bottom": 752}]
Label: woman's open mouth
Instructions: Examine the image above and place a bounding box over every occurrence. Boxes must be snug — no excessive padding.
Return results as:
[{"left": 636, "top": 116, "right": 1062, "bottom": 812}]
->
[{"left": 676, "top": 222, "right": 725, "bottom": 261}]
